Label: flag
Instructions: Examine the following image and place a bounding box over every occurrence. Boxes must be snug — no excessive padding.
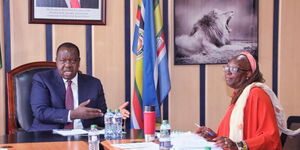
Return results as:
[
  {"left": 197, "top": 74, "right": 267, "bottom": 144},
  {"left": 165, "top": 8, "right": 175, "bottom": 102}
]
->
[{"left": 131, "top": 0, "right": 171, "bottom": 129}]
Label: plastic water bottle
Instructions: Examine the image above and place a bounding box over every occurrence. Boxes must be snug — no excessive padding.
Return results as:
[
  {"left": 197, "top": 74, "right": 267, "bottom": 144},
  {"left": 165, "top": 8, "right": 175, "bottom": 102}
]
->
[
  {"left": 88, "top": 124, "right": 99, "bottom": 150},
  {"left": 104, "top": 109, "right": 114, "bottom": 140},
  {"left": 159, "top": 120, "right": 172, "bottom": 150},
  {"left": 113, "top": 109, "right": 123, "bottom": 139}
]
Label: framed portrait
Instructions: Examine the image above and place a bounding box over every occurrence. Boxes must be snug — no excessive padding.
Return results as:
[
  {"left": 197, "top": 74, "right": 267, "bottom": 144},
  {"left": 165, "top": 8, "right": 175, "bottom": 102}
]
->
[
  {"left": 174, "top": 0, "right": 258, "bottom": 65},
  {"left": 29, "top": 0, "right": 106, "bottom": 25}
]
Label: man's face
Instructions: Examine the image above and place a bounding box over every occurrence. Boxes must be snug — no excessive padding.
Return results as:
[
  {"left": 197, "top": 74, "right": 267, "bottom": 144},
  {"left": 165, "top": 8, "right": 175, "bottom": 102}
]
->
[{"left": 56, "top": 47, "right": 80, "bottom": 80}]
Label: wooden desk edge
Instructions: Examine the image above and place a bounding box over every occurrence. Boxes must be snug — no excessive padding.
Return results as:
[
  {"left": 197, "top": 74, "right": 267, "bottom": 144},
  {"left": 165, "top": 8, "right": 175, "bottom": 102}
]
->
[
  {"left": 0, "top": 141, "right": 88, "bottom": 150},
  {"left": 101, "top": 139, "right": 144, "bottom": 150}
]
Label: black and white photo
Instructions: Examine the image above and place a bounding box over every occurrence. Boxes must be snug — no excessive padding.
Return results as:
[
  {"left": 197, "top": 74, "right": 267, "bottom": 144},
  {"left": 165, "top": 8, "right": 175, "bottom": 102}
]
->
[{"left": 174, "top": 0, "right": 258, "bottom": 65}]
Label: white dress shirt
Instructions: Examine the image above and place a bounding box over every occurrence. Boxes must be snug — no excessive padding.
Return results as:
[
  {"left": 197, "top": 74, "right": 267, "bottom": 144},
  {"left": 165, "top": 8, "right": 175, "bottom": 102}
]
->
[{"left": 63, "top": 73, "right": 84, "bottom": 129}]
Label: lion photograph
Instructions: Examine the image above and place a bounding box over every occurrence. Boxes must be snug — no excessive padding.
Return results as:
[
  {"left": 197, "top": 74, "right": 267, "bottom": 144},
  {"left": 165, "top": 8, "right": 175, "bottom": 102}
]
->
[{"left": 174, "top": 0, "right": 258, "bottom": 64}]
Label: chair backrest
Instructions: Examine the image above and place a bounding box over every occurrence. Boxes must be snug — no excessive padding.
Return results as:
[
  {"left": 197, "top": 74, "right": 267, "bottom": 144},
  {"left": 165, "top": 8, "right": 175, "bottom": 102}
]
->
[
  {"left": 7, "top": 61, "right": 56, "bottom": 134},
  {"left": 281, "top": 116, "right": 300, "bottom": 149}
]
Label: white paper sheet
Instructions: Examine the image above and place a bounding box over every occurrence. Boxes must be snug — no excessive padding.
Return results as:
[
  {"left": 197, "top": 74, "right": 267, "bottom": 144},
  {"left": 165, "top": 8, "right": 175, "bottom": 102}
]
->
[
  {"left": 171, "top": 131, "right": 222, "bottom": 150},
  {"left": 111, "top": 132, "right": 221, "bottom": 150},
  {"left": 112, "top": 142, "right": 159, "bottom": 150},
  {"left": 52, "top": 129, "right": 88, "bottom": 136}
]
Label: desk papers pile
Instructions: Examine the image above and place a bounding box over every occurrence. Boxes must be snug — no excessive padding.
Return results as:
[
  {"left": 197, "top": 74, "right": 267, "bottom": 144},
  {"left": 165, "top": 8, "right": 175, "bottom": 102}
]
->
[
  {"left": 52, "top": 129, "right": 105, "bottom": 136},
  {"left": 171, "top": 131, "right": 222, "bottom": 149},
  {"left": 112, "top": 142, "right": 159, "bottom": 150},
  {"left": 112, "top": 131, "right": 222, "bottom": 150}
]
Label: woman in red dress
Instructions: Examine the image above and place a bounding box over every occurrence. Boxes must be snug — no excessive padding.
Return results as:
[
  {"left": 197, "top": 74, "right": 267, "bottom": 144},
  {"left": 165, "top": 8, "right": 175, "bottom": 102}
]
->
[{"left": 196, "top": 52, "right": 300, "bottom": 150}]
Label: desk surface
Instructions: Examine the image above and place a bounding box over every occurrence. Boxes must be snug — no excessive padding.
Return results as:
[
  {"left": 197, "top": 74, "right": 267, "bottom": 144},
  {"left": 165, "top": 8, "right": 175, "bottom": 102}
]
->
[
  {"left": 0, "top": 129, "right": 144, "bottom": 144},
  {"left": 0, "top": 141, "right": 88, "bottom": 150},
  {"left": 0, "top": 131, "right": 88, "bottom": 144},
  {"left": 0, "top": 129, "right": 145, "bottom": 150},
  {"left": 101, "top": 139, "right": 145, "bottom": 150}
]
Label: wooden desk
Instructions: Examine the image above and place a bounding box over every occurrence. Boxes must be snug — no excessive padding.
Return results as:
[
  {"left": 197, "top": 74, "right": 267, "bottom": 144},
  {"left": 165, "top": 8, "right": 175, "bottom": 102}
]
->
[
  {"left": 0, "top": 129, "right": 145, "bottom": 150},
  {"left": 0, "top": 141, "right": 88, "bottom": 150},
  {"left": 101, "top": 139, "right": 145, "bottom": 150}
]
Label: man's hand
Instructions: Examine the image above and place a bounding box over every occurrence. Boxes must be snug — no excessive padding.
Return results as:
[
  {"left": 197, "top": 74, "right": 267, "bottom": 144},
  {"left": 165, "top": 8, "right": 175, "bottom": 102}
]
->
[
  {"left": 119, "top": 101, "right": 130, "bottom": 119},
  {"left": 70, "top": 99, "right": 104, "bottom": 120}
]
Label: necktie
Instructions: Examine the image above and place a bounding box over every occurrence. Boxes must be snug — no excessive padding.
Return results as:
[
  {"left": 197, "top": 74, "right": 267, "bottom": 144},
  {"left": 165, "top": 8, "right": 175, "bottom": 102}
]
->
[
  {"left": 70, "top": 0, "right": 81, "bottom": 8},
  {"left": 64, "top": 80, "right": 74, "bottom": 129}
]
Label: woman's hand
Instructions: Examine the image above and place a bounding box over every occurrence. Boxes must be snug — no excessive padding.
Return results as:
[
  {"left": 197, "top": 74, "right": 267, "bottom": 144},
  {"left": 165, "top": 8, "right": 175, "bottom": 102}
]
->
[
  {"left": 212, "top": 136, "right": 238, "bottom": 150},
  {"left": 195, "top": 126, "right": 217, "bottom": 141},
  {"left": 118, "top": 101, "right": 130, "bottom": 119}
]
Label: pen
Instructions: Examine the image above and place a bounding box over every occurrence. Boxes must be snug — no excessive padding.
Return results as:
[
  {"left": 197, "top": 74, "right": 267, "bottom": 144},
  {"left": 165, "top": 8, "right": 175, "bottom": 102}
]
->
[{"left": 194, "top": 123, "right": 215, "bottom": 136}]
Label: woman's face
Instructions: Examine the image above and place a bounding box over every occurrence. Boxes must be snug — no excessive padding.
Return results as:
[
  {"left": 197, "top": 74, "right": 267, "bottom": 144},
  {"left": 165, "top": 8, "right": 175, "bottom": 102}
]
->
[{"left": 224, "top": 55, "right": 251, "bottom": 90}]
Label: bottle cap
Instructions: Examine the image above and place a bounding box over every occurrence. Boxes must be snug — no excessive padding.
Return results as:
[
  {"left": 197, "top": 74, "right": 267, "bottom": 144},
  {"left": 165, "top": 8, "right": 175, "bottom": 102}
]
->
[
  {"left": 115, "top": 109, "right": 120, "bottom": 112},
  {"left": 163, "top": 120, "right": 168, "bottom": 124},
  {"left": 107, "top": 108, "right": 111, "bottom": 112},
  {"left": 144, "top": 105, "right": 155, "bottom": 112},
  {"left": 204, "top": 146, "right": 211, "bottom": 150},
  {"left": 91, "top": 124, "right": 97, "bottom": 129}
]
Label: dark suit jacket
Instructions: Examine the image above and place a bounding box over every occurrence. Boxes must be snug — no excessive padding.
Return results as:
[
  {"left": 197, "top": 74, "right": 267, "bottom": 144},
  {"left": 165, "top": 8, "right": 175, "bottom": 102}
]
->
[
  {"left": 36, "top": 0, "right": 99, "bottom": 9},
  {"left": 30, "top": 69, "right": 107, "bottom": 131}
]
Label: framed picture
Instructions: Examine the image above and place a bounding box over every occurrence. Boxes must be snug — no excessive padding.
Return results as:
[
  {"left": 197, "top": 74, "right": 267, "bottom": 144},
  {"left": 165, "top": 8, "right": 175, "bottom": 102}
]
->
[
  {"left": 29, "top": 0, "right": 106, "bottom": 25},
  {"left": 174, "top": 0, "right": 258, "bottom": 65}
]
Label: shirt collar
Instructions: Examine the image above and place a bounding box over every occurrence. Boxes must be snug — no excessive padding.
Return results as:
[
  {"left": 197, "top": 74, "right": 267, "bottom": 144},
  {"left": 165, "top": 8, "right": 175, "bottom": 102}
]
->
[{"left": 62, "top": 73, "right": 78, "bottom": 86}]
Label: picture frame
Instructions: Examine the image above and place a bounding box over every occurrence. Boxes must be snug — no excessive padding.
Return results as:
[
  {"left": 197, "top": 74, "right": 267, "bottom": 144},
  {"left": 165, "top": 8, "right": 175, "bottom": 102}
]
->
[
  {"left": 174, "top": 0, "right": 258, "bottom": 65},
  {"left": 29, "top": 0, "right": 106, "bottom": 25}
]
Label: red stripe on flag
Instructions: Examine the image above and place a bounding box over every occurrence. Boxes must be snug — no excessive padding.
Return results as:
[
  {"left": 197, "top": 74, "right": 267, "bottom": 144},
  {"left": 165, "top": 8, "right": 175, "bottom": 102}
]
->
[
  {"left": 136, "top": 9, "right": 141, "bottom": 21},
  {"left": 156, "top": 33, "right": 165, "bottom": 56},
  {"left": 132, "top": 89, "right": 143, "bottom": 129},
  {"left": 157, "top": 42, "right": 165, "bottom": 55}
]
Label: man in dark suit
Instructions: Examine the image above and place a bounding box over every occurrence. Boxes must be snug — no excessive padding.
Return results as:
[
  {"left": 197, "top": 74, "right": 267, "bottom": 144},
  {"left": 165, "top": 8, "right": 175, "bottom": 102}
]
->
[
  {"left": 36, "top": 0, "right": 99, "bottom": 9},
  {"left": 30, "top": 42, "right": 129, "bottom": 131}
]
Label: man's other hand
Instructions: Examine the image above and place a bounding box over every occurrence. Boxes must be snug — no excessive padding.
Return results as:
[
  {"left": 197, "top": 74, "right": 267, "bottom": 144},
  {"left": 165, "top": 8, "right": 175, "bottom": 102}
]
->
[
  {"left": 119, "top": 101, "right": 130, "bottom": 119},
  {"left": 70, "top": 99, "right": 104, "bottom": 120}
]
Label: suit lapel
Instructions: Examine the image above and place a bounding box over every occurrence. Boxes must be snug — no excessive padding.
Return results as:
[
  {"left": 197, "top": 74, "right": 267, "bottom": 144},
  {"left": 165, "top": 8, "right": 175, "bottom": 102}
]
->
[
  {"left": 54, "top": 69, "right": 66, "bottom": 103},
  {"left": 78, "top": 73, "right": 84, "bottom": 104}
]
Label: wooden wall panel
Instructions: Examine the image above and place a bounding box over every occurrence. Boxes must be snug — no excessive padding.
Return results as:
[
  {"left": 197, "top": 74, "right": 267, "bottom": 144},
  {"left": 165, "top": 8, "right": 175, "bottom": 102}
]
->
[
  {"left": 93, "top": 0, "right": 125, "bottom": 110},
  {"left": 278, "top": 0, "right": 300, "bottom": 117},
  {"left": 258, "top": 0, "right": 274, "bottom": 88},
  {"left": 168, "top": 0, "right": 199, "bottom": 131},
  {"left": 169, "top": 65, "right": 200, "bottom": 131},
  {"left": 0, "top": 1, "right": 5, "bottom": 136},
  {"left": 10, "top": 0, "right": 46, "bottom": 68}
]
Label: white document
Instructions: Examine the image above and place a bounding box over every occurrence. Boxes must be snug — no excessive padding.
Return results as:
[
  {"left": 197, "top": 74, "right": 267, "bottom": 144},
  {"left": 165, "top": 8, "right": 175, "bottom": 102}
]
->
[
  {"left": 53, "top": 129, "right": 106, "bottom": 136},
  {"left": 171, "top": 131, "right": 222, "bottom": 150},
  {"left": 112, "top": 132, "right": 221, "bottom": 150},
  {"left": 52, "top": 129, "right": 88, "bottom": 136},
  {"left": 112, "top": 142, "right": 159, "bottom": 150}
]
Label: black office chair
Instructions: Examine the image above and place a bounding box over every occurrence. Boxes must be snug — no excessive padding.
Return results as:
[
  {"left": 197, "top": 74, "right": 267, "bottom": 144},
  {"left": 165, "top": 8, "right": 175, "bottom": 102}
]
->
[
  {"left": 280, "top": 116, "right": 300, "bottom": 147},
  {"left": 6, "top": 61, "right": 56, "bottom": 134}
]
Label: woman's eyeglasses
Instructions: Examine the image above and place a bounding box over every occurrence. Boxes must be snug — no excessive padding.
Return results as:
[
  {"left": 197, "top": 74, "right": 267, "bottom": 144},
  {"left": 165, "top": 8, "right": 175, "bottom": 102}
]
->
[{"left": 223, "top": 66, "right": 249, "bottom": 73}]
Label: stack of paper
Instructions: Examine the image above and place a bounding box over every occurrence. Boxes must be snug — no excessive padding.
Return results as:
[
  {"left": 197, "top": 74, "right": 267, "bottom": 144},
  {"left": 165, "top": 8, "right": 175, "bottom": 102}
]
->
[
  {"left": 52, "top": 129, "right": 105, "bottom": 136},
  {"left": 171, "top": 131, "right": 222, "bottom": 150},
  {"left": 112, "top": 131, "right": 221, "bottom": 150},
  {"left": 112, "top": 142, "right": 159, "bottom": 150},
  {"left": 52, "top": 129, "right": 88, "bottom": 136}
]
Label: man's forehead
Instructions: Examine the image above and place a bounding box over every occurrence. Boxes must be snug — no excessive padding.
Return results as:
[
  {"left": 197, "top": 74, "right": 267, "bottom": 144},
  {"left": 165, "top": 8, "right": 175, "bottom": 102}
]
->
[
  {"left": 58, "top": 46, "right": 74, "bottom": 52},
  {"left": 58, "top": 48, "right": 78, "bottom": 55}
]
